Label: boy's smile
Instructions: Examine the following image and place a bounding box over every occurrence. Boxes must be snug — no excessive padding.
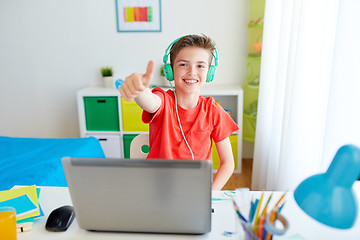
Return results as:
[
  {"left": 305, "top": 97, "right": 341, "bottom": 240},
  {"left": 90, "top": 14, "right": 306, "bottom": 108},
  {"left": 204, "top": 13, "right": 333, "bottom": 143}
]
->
[{"left": 183, "top": 79, "right": 198, "bottom": 84}]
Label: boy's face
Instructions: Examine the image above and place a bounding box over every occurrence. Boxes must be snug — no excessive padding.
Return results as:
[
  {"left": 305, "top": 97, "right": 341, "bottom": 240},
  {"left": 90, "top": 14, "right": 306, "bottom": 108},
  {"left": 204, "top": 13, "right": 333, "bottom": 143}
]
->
[{"left": 173, "top": 46, "right": 211, "bottom": 95}]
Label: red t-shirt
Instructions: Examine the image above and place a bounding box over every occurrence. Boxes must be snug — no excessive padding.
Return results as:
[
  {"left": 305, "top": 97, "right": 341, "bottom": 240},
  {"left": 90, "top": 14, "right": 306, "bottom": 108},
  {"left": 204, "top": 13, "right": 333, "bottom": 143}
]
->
[{"left": 142, "top": 87, "right": 239, "bottom": 160}]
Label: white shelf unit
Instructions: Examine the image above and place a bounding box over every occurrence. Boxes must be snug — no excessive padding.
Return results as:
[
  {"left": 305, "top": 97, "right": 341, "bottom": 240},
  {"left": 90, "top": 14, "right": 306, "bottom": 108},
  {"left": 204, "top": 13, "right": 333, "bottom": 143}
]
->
[
  {"left": 77, "top": 87, "right": 124, "bottom": 158},
  {"left": 77, "top": 85, "right": 243, "bottom": 173}
]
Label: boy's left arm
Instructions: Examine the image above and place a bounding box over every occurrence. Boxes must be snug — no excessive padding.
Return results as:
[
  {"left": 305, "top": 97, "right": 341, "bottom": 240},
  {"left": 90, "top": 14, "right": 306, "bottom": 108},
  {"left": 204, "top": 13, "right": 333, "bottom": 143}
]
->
[{"left": 212, "top": 137, "right": 235, "bottom": 190}]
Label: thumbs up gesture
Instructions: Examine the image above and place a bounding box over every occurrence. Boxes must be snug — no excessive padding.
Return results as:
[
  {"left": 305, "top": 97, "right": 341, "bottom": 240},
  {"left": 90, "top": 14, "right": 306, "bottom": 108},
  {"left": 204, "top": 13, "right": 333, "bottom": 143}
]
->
[{"left": 119, "top": 61, "right": 155, "bottom": 101}]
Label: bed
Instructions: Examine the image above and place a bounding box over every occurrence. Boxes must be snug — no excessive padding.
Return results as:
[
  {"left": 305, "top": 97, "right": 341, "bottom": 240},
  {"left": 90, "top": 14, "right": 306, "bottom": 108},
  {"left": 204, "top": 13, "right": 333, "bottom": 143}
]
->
[{"left": 0, "top": 136, "right": 105, "bottom": 191}]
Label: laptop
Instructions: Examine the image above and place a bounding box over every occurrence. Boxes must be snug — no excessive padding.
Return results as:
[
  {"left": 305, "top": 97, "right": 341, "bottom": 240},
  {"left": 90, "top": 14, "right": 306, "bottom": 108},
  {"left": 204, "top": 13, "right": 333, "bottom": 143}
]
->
[{"left": 62, "top": 157, "right": 212, "bottom": 234}]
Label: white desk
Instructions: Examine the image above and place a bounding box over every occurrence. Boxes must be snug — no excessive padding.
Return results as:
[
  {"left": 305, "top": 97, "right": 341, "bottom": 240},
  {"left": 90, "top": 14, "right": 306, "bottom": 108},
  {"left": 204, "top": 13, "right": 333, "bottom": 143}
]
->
[
  {"left": 17, "top": 187, "right": 238, "bottom": 240},
  {"left": 17, "top": 183, "right": 360, "bottom": 240}
]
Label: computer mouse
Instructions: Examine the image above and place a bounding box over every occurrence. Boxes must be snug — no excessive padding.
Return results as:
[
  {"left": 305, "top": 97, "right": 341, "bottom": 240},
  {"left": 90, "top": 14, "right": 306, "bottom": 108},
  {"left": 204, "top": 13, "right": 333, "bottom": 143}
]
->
[{"left": 45, "top": 205, "right": 75, "bottom": 232}]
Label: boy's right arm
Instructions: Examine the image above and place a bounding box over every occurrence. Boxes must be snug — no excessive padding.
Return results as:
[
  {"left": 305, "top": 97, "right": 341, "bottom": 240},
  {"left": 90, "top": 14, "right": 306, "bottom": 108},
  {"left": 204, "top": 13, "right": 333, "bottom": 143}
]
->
[{"left": 119, "top": 61, "right": 161, "bottom": 113}]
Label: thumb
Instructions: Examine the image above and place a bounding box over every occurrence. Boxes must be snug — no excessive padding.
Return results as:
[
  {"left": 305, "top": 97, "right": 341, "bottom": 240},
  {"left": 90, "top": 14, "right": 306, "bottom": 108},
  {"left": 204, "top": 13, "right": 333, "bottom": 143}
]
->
[{"left": 143, "top": 60, "right": 155, "bottom": 87}]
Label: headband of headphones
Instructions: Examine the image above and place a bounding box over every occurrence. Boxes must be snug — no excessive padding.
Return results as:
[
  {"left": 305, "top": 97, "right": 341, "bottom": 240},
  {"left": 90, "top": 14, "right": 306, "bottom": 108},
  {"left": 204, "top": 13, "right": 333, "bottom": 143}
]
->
[{"left": 162, "top": 36, "right": 219, "bottom": 82}]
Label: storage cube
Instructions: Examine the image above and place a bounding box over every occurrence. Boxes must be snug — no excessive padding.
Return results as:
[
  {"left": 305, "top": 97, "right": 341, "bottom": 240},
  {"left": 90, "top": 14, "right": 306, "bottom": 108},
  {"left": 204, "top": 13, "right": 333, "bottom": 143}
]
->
[
  {"left": 86, "top": 134, "right": 121, "bottom": 158},
  {"left": 121, "top": 99, "right": 149, "bottom": 131},
  {"left": 84, "top": 97, "right": 120, "bottom": 131},
  {"left": 123, "top": 134, "right": 149, "bottom": 158},
  {"left": 212, "top": 135, "right": 238, "bottom": 170},
  {"left": 123, "top": 134, "right": 137, "bottom": 158}
]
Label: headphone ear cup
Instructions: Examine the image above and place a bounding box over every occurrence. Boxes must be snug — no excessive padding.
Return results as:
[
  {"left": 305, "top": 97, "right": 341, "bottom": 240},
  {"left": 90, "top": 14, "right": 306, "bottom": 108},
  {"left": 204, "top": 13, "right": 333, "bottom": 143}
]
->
[
  {"left": 163, "top": 64, "right": 174, "bottom": 81},
  {"left": 206, "top": 65, "right": 217, "bottom": 82}
]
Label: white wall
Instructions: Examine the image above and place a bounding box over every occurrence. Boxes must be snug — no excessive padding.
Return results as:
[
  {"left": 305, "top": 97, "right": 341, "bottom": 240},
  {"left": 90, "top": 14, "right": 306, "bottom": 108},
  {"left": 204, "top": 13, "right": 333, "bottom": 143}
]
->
[{"left": 0, "top": 0, "right": 249, "bottom": 138}]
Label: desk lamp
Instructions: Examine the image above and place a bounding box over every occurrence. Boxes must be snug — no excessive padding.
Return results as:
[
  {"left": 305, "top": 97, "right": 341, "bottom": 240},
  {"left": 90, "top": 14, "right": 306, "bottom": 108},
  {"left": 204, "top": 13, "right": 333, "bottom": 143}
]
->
[{"left": 294, "top": 144, "right": 360, "bottom": 229}]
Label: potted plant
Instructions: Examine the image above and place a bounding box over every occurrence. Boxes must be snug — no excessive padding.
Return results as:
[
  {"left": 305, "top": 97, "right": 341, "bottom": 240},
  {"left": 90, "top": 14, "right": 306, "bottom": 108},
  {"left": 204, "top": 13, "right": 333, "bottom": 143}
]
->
[{"left": 101, "top": 67, "right": 113, "bottom": 88}]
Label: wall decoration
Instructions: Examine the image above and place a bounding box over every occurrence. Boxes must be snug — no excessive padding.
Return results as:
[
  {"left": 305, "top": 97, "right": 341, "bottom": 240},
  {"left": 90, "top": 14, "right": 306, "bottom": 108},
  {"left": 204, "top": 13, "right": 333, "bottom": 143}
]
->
[{"left": 116, "top": 0, "right": 161, "bottom": 32}]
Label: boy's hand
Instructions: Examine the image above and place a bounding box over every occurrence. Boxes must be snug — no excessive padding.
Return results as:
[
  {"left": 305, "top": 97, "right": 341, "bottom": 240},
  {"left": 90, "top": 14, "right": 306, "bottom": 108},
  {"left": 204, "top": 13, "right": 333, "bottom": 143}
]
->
[{"left": 119, "top": 61, "right": 155, "bottom": 101}]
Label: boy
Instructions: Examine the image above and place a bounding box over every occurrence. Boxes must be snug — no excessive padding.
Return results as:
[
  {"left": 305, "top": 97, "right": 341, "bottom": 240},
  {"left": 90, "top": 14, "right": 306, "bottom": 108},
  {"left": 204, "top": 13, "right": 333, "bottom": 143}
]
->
[{"left": 119, "top": 34, "right": 239, "bottom": 190}]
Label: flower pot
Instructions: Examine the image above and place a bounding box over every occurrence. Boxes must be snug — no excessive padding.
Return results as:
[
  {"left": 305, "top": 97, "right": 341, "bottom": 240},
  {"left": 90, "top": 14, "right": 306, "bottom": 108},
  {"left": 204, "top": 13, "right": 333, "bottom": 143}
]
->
[{"left": 103, "top": 76, "right": 114, "bottom": 88}]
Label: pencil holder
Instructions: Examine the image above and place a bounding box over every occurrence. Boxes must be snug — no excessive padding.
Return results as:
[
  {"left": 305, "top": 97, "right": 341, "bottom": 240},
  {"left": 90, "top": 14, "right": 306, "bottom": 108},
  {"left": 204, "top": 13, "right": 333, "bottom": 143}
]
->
[{"left": 232, "top": 189, "right": 289, "bottom": 240}]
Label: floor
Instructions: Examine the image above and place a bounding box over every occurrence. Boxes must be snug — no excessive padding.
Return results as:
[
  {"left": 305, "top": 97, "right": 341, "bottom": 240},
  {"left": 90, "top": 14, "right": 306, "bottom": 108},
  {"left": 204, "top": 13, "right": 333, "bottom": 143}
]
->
[{"left": 216, "top": 158, "right": 253, "bottom": 190}]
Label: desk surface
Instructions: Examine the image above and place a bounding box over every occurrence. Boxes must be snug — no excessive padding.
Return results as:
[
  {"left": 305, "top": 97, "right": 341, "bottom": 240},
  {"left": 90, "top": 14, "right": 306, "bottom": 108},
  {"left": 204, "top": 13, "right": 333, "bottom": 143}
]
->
[
  {"left": 18, "top": 187, "right": 238, "bottom": 240},
  {"left": 17, "top": 183, "right": 360, "bottom": 240}
]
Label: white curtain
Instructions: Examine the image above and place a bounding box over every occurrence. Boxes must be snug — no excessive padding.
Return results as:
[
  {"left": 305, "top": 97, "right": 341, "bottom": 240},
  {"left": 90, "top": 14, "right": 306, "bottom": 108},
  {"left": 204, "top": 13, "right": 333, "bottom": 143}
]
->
[{"left": 252, "top": 0, "right": 360, "bottom": 191}]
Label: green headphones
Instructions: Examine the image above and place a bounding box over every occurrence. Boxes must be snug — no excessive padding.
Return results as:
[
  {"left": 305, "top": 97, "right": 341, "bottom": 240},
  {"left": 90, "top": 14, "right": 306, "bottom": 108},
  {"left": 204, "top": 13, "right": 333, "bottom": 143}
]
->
[{"left": 162, "top": 37, "right": 219, "bottom": 82}]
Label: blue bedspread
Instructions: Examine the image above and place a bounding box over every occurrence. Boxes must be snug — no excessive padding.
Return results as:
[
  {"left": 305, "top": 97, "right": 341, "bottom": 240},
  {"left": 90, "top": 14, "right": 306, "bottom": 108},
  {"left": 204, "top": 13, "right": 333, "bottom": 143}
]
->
[{"left": 0, "top": 136, "right": 105, "bottom": 190}]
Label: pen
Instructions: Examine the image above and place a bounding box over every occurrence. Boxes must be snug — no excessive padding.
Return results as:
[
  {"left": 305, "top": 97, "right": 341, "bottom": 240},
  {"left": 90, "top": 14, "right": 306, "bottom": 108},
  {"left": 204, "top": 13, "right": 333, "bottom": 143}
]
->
[{"left": 17, "top": 226, "right": 32, "bottom": 232}]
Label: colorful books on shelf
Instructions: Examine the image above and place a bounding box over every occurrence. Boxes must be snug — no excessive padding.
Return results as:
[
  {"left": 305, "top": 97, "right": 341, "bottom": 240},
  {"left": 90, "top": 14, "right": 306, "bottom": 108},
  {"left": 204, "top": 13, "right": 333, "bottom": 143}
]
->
[{"left": 0, "top": 185, "right": 44, "bottom": 232}]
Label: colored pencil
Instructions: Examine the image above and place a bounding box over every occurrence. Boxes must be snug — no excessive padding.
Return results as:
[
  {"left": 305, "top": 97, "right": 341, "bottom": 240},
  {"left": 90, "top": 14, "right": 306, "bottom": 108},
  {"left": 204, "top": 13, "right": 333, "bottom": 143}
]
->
[
  {"left": 252, "top": 191, "right": 264, "bottom": 233},
  {"left": 274, "top": 193, "right": 286, "bottom": 208},
  {"left": 260, "top": 193, "right": 272, "bottom": 217},
  {"left": 264, "top": 193, "right": 286, "bottom": 240},
  {"left": 249, "top": 198, "right": 259, "bottom": 223},
  {"left": 258, "top": 212, "right": 266, "bottom": 239},
  {"left": 231, "top": 197, "right": 248, "bottom": 223}
]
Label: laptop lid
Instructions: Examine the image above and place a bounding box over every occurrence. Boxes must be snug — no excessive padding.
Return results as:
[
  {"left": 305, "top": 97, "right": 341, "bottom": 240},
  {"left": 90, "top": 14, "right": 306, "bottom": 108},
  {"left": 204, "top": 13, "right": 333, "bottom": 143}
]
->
[{"left": 62, "top": 157, "right": 212, "bottom": 234}]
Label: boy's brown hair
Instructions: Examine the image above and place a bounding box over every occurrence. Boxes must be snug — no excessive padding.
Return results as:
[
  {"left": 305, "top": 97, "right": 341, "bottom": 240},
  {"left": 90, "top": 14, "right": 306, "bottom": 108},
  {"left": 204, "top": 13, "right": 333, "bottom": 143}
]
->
[{"left": 170, "top": 34, "right": 216, "bottom": 68}]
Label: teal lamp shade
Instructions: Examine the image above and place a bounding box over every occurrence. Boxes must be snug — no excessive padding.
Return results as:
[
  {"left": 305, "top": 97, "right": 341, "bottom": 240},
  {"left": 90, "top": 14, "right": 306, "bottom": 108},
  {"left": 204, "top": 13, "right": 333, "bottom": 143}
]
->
[{"left": 294, "top": 144, "right": 360, "bottom": 229}]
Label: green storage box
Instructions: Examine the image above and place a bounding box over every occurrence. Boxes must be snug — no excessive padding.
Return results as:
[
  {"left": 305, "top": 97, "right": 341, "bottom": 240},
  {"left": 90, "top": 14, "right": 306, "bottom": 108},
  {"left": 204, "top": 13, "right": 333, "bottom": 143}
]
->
[
  {"left": 243, "top": 114, "right": 257, "bottom": 142},
  {"left": 123, "top": 134, "right": 149, "bottom": 159},
  {"left": 248, "top": 24, "right": 263, "bottom": 55},
  {"left": 249, "top": 0, "right": 265, "bottom": 22},
  {"left": 123, "top": 134, "right": 138, "bottom": 159},
  {"left": 84, "top": 97, "right": 120, "bottom": 131},
  {"left": 243, "top": 85, "right": 258, "bottom": 142},
  {"left": 246, "top": 55, "right": 261, "bottom": 85}
]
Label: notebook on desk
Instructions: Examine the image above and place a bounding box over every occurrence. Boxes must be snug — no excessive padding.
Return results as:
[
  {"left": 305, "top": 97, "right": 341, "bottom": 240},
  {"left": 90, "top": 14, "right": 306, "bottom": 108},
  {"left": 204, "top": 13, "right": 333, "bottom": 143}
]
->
[{"left": 62, "top": 157, "right": 212, "bottom": 234}]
